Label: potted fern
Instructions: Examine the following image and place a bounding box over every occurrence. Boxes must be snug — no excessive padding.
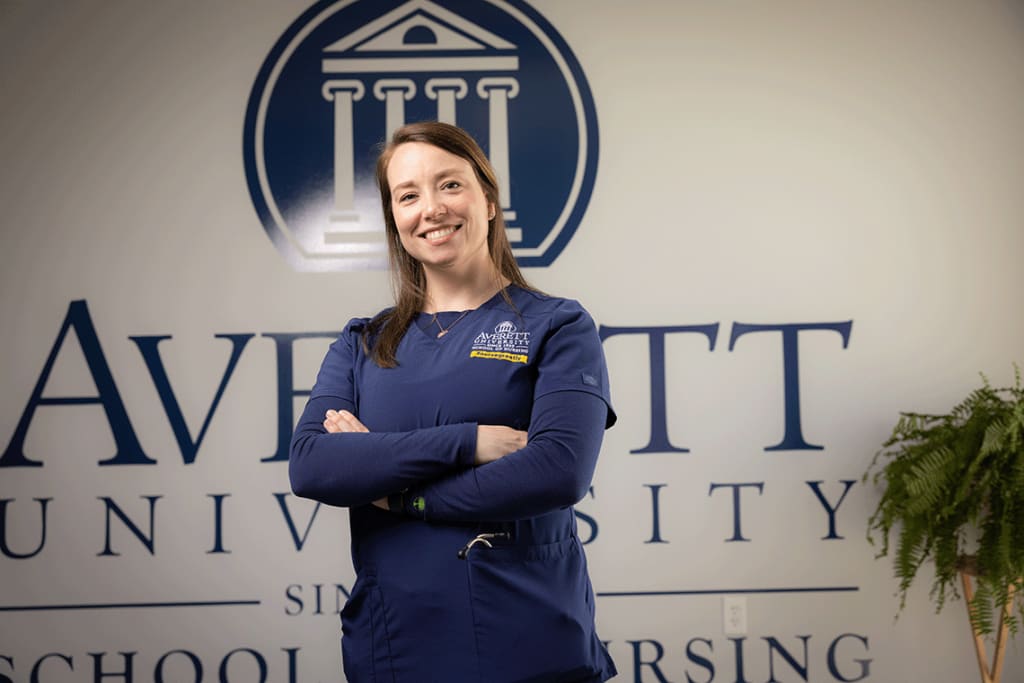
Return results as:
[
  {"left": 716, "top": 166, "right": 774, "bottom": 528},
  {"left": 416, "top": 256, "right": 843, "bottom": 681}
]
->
[{"left": 865, "top": 366, "right": 1024, "bottom": 683}]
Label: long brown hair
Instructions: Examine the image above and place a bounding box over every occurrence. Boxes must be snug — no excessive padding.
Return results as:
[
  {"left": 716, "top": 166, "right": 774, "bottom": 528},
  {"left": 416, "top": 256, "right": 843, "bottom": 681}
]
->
[{"left": 365, "top": 121, "right": 535, "bottom": 368}]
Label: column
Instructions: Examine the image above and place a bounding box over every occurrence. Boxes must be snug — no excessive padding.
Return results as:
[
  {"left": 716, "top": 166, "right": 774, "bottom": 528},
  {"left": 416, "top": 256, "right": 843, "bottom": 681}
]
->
[
  {"left": 322, "top": 79, "right": 365, "bottom": 222},
  {"left": 425, "top": 78, "right": 468, "bottom": 125},
  {"left": 477, "top": 77, "right": 520, "bottom": 242},
  {"left": 373, "top": 79, "right": 417, "bottom": 141}
]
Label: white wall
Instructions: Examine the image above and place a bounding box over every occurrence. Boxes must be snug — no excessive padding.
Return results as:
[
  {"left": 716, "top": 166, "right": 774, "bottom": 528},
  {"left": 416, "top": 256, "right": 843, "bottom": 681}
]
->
[{"left": 2, "top": 1, "right": 1023, "bottom": 681}]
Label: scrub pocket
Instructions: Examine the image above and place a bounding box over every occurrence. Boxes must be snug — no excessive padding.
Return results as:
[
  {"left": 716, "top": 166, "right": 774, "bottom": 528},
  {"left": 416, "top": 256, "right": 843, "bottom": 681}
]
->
[
  {"left": 340, "top": 573, "right": 396, "bottom": 683},
  {"left": 467, "top": 536, "right": 604, "bottom": 683}
]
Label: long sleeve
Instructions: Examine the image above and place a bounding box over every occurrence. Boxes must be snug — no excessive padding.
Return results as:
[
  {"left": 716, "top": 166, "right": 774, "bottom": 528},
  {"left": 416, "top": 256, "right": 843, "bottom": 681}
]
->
[
  {"left": 289, "top": 395, "right": 477, "bottom": 507},
  {"left": 398, "top": 390, "right": 608, "bottom": 522},
  {"left": 288, "top": 319, "right": 477, "bottom": 508}
]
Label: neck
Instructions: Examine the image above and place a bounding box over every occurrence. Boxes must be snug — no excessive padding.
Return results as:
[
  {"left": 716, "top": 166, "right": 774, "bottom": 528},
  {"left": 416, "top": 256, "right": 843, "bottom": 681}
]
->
[{"left": 422, "top": 262, "right": 509, "bottom": 312}]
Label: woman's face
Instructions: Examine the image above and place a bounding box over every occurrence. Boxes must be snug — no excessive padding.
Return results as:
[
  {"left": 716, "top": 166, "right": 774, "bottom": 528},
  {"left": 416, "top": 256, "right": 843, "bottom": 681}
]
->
[{"left": 386, "top": 142, "right": 495, "bottom": 274}]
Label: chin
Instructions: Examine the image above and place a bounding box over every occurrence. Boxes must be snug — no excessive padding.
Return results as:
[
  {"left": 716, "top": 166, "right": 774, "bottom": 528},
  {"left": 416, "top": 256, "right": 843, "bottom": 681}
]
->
[{"left": 411, "top": 251, "right": 454, "bottom": 268}]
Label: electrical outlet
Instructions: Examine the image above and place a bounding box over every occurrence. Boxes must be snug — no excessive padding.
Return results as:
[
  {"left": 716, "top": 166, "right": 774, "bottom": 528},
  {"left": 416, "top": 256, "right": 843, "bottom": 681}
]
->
[{"left": 723, "top": 596, "right": 748, "bottom": 635}]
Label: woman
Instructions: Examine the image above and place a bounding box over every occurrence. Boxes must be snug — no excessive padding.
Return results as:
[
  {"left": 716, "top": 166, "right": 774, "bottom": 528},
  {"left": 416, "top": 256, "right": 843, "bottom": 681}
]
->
[{"left": 289, "top": 121, "right": 617, "bottom": 682}]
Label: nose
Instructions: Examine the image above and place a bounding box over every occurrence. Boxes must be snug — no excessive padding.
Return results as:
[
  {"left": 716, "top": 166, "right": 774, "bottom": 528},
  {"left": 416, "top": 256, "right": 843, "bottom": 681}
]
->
[{"left": 423, "top": 191, "right": 447, "bottom": 219}]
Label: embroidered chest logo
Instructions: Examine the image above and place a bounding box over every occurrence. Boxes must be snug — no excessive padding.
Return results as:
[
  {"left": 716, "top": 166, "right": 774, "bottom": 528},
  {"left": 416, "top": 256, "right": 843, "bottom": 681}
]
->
[{"left": 470, "top": 321, "right": 531, "bottom": 364}]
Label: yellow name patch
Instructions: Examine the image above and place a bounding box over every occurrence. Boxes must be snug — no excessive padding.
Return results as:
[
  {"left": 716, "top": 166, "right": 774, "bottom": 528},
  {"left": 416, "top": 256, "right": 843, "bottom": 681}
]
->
[{"left": 470, "top": 350, "right": 529, "bottom": 364}]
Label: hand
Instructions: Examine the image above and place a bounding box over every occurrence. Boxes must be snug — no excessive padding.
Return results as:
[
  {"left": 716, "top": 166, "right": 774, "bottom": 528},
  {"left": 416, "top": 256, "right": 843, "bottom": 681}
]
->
[
  {"left": 475, "top": 425, "right": 528, "bottom": 465},
  {"left": 323, "top": 409, "right": 368, "bottom": 434},
  {"left": 323, "top": 410, "right": 386, "bottom": 508}
]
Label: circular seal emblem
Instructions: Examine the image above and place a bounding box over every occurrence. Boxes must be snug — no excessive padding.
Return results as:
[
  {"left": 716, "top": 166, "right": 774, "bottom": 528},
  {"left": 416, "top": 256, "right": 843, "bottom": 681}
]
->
[{"left": 243, "top": 0, "right": 599, "bottom": 271}]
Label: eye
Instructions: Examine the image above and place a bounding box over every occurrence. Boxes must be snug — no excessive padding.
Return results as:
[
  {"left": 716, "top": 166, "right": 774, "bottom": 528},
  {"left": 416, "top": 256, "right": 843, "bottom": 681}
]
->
[
  {"left": 441, "top": 180, "right": 461, "bottom": 191},
  {"left": 397, "top": 192, "right": 417, "bottom": 203}
]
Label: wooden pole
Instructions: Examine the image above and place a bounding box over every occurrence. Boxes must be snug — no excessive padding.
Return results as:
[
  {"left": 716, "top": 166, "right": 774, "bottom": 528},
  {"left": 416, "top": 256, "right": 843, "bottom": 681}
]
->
[
  {"left": 959, "top": 570, "right": 1018, "bottom": 683},
  {"left": 960, "top": 571, "right": 994, "bottom": 683},
  {"left": 990, "top": 582, "right": 1015, "bottom": 683}
]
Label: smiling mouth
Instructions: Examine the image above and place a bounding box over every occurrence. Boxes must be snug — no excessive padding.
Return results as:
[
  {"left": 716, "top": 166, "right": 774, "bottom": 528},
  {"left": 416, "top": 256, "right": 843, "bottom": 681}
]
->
[{"left": 422, "top": 225, "right": 461, "bottom": 240}]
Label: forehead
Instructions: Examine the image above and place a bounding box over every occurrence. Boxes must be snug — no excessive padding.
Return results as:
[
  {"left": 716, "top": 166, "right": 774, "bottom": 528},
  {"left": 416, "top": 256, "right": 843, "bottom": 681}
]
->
[{"left": 386, "top": 142, "right": 475, "bottom": 185}]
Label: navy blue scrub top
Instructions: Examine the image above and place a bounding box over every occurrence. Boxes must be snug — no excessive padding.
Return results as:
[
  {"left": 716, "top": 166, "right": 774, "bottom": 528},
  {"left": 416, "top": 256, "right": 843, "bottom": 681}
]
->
[{"left": 290, "top": 286, "right": 617, "bottom": 683}]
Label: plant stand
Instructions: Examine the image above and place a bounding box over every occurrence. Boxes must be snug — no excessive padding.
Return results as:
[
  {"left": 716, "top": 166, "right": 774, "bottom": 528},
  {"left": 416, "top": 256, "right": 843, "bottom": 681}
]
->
[{"left": 959, "top": 568, "right": 1016, "bottom": 683}]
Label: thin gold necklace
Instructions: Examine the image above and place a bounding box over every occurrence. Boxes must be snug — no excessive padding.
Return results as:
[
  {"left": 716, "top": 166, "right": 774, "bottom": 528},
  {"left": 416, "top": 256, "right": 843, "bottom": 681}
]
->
[{"left": 432, "top": 310, "right": 471, "bottom": 338}]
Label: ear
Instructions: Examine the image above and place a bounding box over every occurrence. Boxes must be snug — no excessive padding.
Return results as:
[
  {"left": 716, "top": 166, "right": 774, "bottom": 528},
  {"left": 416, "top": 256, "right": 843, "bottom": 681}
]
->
[{"left": 488, "top": 202, "right": 496, "bottom": 221}]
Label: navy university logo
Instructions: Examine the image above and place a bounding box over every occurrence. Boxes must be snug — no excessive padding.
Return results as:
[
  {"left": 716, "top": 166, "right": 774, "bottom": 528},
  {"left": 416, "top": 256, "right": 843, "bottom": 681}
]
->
[
  {"left": 243, "top": 0, "right": 599, "bottom": 271},
  {"left": 470, "top": 321, "right": 531, "bottom": 364}
]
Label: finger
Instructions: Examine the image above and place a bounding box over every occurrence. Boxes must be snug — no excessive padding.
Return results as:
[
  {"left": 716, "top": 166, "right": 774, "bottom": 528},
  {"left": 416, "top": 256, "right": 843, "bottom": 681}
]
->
[
  {"left": 338, "top": 410, "right": 370, "bottom": 433},
  {"left": 324, "top": 409, "right": 346, "bottom": 433}
]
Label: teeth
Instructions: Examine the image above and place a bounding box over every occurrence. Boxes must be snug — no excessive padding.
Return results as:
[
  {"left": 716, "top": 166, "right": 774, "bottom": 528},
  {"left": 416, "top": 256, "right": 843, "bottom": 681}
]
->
[{"left": 424, "top": 226, "right": 458, "bottom": 240}]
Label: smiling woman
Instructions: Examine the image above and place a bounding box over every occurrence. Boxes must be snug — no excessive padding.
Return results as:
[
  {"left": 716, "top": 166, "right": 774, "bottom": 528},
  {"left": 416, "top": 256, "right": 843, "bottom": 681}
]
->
[
  {"left": 288, "top": 121, "right": 618, "bottom": 682},
  {"left": 387, "top": 141, "right": 494, "bottom": 274},
  {"left": 367, "top": 121, "right": 535, "bottom": 368}
]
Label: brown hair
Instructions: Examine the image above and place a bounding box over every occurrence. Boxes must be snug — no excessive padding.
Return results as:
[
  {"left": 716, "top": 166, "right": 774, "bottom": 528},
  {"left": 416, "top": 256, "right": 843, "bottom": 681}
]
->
[{"left": 365, "top": 121, "right": 535, "bottom": 367}]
